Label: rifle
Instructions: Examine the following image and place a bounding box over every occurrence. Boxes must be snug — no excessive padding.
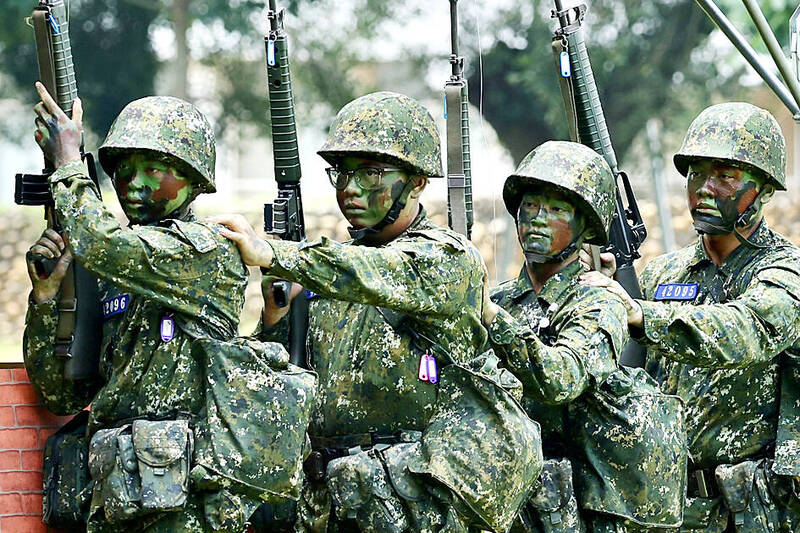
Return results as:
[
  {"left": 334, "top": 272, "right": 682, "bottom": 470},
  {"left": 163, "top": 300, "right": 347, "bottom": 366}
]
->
[
  {"left": 444, "top": 0, "right": 473, "bottom": 239},
  {"left": 15, "top": 0, "right": 102, "bottom": 381},
  {"left": 551, "top": 0, "right": 648, "bottom": 368},
  {"left": 263, "top": 0, "right": 308, "bottom": 368}
]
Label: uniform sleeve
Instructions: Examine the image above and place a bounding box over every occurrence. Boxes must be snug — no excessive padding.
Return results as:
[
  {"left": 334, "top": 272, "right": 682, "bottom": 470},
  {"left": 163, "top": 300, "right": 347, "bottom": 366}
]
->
[
  {"left": 638, "top": 266, "right": 800, "bottom": 369},
  {"left": 22, "top": 296, "right": 99, "bottom": 415},
  {"left": 266, "top": 235, "right": 477, "bottom": 318},
  {"left": 48, "top": 160, "right": 243, "bottom": 317},
  {"left": 487, "top": 294, "right": 624, "bottom": 404}
]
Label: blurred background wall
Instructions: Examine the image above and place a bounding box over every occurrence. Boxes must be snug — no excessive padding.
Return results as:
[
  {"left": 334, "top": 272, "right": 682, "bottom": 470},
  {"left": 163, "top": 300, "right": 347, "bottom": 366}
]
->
[{"left": 1, "top": 0, "right": 799, "bottom": 359}]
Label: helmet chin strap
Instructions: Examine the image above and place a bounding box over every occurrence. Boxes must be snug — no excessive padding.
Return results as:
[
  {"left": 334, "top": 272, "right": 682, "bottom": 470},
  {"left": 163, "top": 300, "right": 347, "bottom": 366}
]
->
[
  {"left": 348, "top": 179, "right": 415, "bottom": 242},
  {"left": 524, "top": 230, "right": 587, "bottom": 265},
  {"left": 693, "top": 189, "right": 766, "bottom": 249}
]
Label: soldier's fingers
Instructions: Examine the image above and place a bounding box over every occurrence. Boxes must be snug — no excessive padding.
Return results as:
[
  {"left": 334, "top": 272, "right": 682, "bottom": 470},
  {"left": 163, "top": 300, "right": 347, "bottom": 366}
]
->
[
  {"left": 36, "top": 237, "right": 61, "bottom": 257},
  {"left": 43, "top": 229, "right": 65, "bottom": 250},
  {"left": 289, "top": 282, "right": 305, "bottom": 301},
  {"left": 33, "top": 101, "right": 53, "bottom": 122},
  {"left": 579, "top": 271, "right": 612, "bottom": 286},
  {"left": 72, "top": 97, "right": 83, "bottom": 132},
  {"left": 52, "top": 249, "right": 73, "bottom": 278},
  {"left": 217, "top": 226, "right": 245, "bottom": 245},
  {"left": 35, "top": 82, "right": 67, "bottom": 121},
  {"left": 30, "top": 244, "right": 55, "bottom": 259}
]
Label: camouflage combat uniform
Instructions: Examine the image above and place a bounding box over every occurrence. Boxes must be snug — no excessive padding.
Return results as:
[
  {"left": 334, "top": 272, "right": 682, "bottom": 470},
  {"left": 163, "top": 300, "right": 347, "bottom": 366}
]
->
[
  {"left": 23, "top": 98, "right": 264, "bottom": 532},
  {"left": 639, "top": 102, "right": 800, "bottom": 532},
  {"left": 258, "top": 207, "right": 488, "bottom": 531},
  {"left": 640, "top": 223, "right": 800, "bottom": 532},
  {"left": 256, "top": 92, "right": 542, "bottom": 532},
  {"left": 488, "top": 141, "right": 685, "bottom": 532}
]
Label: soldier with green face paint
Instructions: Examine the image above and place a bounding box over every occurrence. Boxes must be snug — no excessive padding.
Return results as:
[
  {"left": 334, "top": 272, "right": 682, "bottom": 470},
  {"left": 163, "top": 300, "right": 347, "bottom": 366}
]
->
[
  {"left": 583, "top": 102, "right": 800, "bottom": 531},
  {"left": 484, "top": 141, "right": 686, "bottom": 532},
  {"left": 23, "top": 83, "right": 306, "bottom": 532},
  {"left": 212, "top": 91, "right": 543, "bottom": 532}
]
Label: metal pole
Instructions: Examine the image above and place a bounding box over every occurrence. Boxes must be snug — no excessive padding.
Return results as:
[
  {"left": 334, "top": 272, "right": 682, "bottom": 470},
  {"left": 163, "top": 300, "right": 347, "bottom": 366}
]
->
[
  {"left": 646, "top": 119, "right": 676, "bottom": 253},
  {"left": 695, "top": 0, "right": 800, "bottom": 116},
  {"left": 741, "top": 0, "right": 800, "bottom": 113}
]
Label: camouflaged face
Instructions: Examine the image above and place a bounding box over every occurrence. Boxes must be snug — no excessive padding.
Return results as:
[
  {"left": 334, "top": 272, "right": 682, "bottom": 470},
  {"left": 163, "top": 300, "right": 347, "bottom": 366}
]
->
[
  {"left": 99, "top": 96, "right": 216, "bottom": 193},
  {"left": 503, "top": 141, "right": 615, "bottom": 244},
  {"left": 674, "top": 102, "right": 786, "bottom": 190},
  {"left": 318, "top": 91, "right": 444, "bottom": 177}
]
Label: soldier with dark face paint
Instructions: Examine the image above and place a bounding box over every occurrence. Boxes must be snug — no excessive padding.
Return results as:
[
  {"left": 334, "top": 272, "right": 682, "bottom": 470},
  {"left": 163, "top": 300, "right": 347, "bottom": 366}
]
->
[
  {"left": 483, "top": 141, "right": 686, "bottom": 533},
  {"left": 583, "top": 102, "right": 800, "bottom": 532},
  {"left": 212, "top": 91, "right": 543, "bottom": 533},
  {"left": 23, "top": 83, "right": 305, "bottom": 532}
]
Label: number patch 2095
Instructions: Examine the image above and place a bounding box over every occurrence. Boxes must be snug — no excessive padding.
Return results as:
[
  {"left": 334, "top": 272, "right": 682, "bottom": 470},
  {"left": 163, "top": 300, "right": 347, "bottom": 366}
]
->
[
  {"left": 102, "top": 294, "right": 130, "bottom": 319},
  {"left": 654, "top": 283, "right": 698, "bottom": 301}
]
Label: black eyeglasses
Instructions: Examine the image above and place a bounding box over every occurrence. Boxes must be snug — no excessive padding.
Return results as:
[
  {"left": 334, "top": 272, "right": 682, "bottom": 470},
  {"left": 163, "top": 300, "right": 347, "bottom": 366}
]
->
[{"left": 326, "top": 166, "right": 404, "bottom": 191}]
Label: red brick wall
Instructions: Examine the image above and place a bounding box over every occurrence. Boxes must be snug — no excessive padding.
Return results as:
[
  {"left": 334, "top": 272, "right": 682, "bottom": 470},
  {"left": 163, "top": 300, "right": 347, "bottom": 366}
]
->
[{"left": 0, "top": 368, "right": 72, "bottom": 533}]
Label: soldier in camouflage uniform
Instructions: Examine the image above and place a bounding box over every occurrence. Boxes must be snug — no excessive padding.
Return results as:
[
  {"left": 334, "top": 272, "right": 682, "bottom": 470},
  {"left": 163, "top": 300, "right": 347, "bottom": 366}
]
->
[
  {"left": 23, "top": 83, "right": 294, "bottom": 532},
  {"left": 211, "top": 91, "right": 542, "bottom": 532},
  {"left": 583, "top": 102, "right": 800, "bottom": 532},
  {"left": 484, "top": 141, "right": 685, "bottom": 532}
]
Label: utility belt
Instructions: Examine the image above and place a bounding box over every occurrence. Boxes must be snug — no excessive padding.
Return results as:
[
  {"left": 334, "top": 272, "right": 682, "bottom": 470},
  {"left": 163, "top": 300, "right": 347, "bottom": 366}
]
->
[
  {"left": 88, "top": 417, "right": 193, "bottom": 523},
  {"left": 305, "top": 430, "right": 421, "bottom": 482}
]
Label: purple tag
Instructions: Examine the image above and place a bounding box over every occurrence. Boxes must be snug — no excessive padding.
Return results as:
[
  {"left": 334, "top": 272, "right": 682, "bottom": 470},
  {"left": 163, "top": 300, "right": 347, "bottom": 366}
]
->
[
  {"left": 418, "top": 354, "right": 429, "bottom": 382},
  {"left": 426, "top": 355, "right": 438, "bottom": 384},
  {"left": 160, "top": 315, "right": 175, "bottom": 343}
]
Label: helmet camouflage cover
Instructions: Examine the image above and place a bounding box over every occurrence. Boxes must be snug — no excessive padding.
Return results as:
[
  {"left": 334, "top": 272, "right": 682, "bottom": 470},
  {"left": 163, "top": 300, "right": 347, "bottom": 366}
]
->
[
  {"left": 318, "top": 91, "right": 443, "bottom": 177},
  {"left": 503, "top": 141, "right": 616, "bottom": 245},
  {"left": 674, "top": 102, "right": 786, "bottom": 190},
  {"left": 99, "top": 96, "right": 216, "bottom": 193}
]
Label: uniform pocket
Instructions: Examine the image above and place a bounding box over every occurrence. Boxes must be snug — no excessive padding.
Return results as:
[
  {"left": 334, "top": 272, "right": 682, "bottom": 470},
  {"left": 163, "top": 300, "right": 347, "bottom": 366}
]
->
[
  {"left": 89, "top": 426, "right": 141, "bottom": 522},
  {"left": 132, "top": 419, "right": 192, "bottom": 511},
  {"left": 528, "top": 459, "right": 581, "bottom": 532}
]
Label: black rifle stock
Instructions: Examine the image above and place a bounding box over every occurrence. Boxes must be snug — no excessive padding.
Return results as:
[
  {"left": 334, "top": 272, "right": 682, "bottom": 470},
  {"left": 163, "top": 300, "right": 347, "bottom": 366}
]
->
[
  {"left": 445, "top": 0, "right": 473, "bottom": 238},
  {"left": 552, "top": 0, "right": 648, "bottom": 368},
  {"left": 263, "top": 0, "right": 308, "bottom": 368},
  {"left": 15, "top": 0, "right": 102, "bottom": 382}
]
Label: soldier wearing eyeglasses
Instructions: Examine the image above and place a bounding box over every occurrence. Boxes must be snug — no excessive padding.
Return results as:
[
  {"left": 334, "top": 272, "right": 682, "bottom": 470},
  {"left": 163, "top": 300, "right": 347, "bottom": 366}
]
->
[{"left": 211, "top": 92, "right": 538, "bottom": 532}]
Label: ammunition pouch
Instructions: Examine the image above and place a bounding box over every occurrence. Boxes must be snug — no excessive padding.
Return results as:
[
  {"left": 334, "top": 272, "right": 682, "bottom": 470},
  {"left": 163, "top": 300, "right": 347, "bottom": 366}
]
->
[
  {"left": 88, "top": 419, "right": 192, "bottom": 522},
  {"left": 327, "top": 447, "right": 409, "bottom": 533},
  {"left": 42, "top": 410, "right": 91, "bottom": 529},
  {"left": 526, "top": 458, "right": 582, "bottom": 532},
  {"left": 715, "top": 460, "right": 759, "bottom": 529}
]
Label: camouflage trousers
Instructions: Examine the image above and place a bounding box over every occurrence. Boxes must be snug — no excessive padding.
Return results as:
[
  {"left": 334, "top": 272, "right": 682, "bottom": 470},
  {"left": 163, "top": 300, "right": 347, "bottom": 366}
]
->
[
  {"left": 87, "top": 491, "right": 260, "bottom": 533},
  {"left": 295, "top": 445, "right": 473, "bottom": 533},
  {"left": 681, "top": 459, "right": 800, "bottom": 532}
]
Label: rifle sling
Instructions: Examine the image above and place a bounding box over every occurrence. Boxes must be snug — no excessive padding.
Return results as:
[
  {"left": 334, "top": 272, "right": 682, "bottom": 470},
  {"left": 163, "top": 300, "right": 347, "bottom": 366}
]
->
[
  {"left": 445, "top": 84, "right": 468, "bottom": 237},
  {"left": 54, "top": 264, "right": 77, "bottom": 359},
  {"left": 552, "top": 38, "right": 579, "bottom": 143}
]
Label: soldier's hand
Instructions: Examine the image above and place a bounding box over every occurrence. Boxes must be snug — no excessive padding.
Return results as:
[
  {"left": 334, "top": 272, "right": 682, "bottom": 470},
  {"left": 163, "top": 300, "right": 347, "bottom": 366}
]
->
[
  {"left": 261, "top": 275, "right": 304, "bottom": 327},
  {"left": 578, "top": 244, "right": 616, "bottom": 277},
  {"left": 579, "top": 271, "right": 644, "bottom": 328},
  {"left": 33, "top": 82, "right": 82, "bottom": 168},
  {"left": 208, "top": 214, "right": 275, "bottom": 268},
  {"left": 26, "top": 229, "right": 72, "bottom": 304},
  {"left": 480, "top": 262, "right": 500, "bottom": 327}
]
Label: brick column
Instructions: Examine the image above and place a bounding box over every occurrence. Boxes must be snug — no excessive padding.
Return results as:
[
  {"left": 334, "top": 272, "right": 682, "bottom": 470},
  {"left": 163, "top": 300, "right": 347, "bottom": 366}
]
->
[{"left": 0, "top": 368, "right": 72, "bottom": 533}]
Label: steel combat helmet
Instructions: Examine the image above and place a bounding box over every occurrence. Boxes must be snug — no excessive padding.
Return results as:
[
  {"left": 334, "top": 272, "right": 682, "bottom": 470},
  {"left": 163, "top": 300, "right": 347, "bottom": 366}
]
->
[
  {"left": 99, "top": 96, "right": 216, "bottom": 193},
  {"left": 503, "top": 140, "right": 616, "bottom": 245},
  {"left": 674, "top": 102, "right": 786, "bottom": 190},
  {"left": 318, "top": 91, "right": 443, "bottom": 177}
]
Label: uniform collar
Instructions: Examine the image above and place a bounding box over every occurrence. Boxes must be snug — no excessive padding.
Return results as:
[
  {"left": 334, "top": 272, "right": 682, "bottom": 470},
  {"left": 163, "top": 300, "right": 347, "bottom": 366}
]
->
[
  {"left": 688, "top": 220, "right": 770, "bottom": 270},
  {"left": 509, "top": 260, "right": 582, "bottom": 307}
]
